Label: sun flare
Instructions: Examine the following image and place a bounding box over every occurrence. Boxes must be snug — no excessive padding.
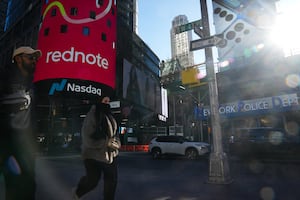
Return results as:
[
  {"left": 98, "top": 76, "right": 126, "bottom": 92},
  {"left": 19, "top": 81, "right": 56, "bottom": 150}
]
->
[{"left": 270, "top": 2, "right": 300, "bottom": 56}]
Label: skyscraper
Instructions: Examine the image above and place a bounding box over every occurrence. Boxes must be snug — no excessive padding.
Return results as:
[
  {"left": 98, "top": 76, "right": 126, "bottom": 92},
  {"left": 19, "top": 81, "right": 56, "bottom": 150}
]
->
[
  {"left": 117, "top": 0, "right": 138, "bottom": 33},
  {"left": 0, "top": 0, "right": 8, "bottom": 36},
  {"left": 170, "top": 15, "right": 194, "bottom": 68}
]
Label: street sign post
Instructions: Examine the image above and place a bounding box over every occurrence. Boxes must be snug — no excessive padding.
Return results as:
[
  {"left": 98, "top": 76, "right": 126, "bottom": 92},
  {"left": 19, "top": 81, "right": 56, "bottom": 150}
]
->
[
  {"left": 194, "top": 26, "right": 204, "bottom": 38},
  {"left": 190, "top": 34, "right": 223, "bottom": 51},
  {"left": 174, "top": 19, "right": 202, "bottom": 34},
  {"left": 193, "top": 0, "right": 232, "bottom": 184}
]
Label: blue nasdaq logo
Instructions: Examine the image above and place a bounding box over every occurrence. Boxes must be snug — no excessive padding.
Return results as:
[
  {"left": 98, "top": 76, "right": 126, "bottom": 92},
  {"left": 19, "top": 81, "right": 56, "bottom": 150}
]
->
[{"left": 49, "top": 79, "right": 67, "bottom": 95}]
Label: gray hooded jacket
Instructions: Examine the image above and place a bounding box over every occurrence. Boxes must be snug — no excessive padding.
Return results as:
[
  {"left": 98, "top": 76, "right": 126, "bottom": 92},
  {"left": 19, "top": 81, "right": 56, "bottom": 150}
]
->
[{"left": 81, "top": 105, "right": 120, "bottom": 164}]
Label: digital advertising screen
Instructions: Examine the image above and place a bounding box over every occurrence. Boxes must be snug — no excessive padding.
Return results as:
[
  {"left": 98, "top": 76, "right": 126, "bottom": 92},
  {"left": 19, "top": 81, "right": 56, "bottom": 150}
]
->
[
  {"left": 212, "top": 0, "right": 273, "bottom": 62},
  {"left": 122, "top": 59, "right": 161, "bottom": 113},
  {"left": 34, "top": 0, "right": 117, "bottom": 98},
  {"left": 213, "top": 0, "right": 249, "bottom": 11}
]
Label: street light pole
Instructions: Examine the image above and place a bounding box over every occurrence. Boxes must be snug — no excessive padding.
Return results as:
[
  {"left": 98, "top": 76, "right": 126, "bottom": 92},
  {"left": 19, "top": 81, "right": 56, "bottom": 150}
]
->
[
  {"left": 199, "top": 0, "right": 232, "bottom": 184},
  {"left": 173, "top": 94, "right": 176, "bottom": 135}
]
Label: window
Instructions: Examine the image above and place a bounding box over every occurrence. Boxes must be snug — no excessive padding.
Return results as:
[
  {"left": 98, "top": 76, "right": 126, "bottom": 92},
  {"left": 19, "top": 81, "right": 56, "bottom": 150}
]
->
[
  {"left": 82, "top": 27, "right": 90, "bottom": 36},
  {"left": 70, "top": 7, "right": 78, "bottom": 16},
  {"left": 101, "top": 33, "right": 106, "bottom": 41},
  {"left": 90, "top": 11, "right": 96, "bottom": 19},
  {"left": 106, "top": 19, "right": 111, "bottom": 28},
  {"left": 51, "top": 8, "right": 56, "bottom": 16},
  {"left": 111, "top": 8, "right": 115, "bottom": 15},
  {"left": 156, "top": 136, "right": 183, "bottom": 143},
  {"left": 97, "top": 0, "right": 104, "bottom": 6},
  {"left": 60, "top": 25, "right": 68, "bottom": 33},
  {"left": 44, "top": 28, "right": 49, "bottom": 36}
]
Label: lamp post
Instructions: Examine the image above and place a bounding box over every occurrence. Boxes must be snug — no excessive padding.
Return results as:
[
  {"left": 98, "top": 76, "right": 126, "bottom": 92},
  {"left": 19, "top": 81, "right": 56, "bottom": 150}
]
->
[
  {"left": 173, "top": 94, "right": 176, "bottom": 135},
  {"left": 199, "top": 0, "right": 232, "bottom": 184}
]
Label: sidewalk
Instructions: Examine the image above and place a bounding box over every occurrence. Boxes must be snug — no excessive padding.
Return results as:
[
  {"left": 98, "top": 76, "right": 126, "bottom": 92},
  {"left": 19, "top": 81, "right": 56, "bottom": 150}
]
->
[
  {"left": 1, "top": 153, "right": 300, "bottom": 200},
  {"left": 38, "top": 153, "right": 300, "bottom": 200}
]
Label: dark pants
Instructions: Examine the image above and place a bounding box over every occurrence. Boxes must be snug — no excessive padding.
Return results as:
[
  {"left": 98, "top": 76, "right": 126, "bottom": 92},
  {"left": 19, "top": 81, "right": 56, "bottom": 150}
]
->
[
  {"left": 0, "top": 130, "right": 36, "bottom": 200},
  {"left": 76, "top": 158, "right": 118, "bottom": 200}
]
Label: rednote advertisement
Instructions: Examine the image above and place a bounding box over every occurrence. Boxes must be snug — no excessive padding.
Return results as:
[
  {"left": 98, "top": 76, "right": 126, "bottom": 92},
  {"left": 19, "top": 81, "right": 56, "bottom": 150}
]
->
[{"left": 34, "top": 0, "right": 116, "bottom": 97}]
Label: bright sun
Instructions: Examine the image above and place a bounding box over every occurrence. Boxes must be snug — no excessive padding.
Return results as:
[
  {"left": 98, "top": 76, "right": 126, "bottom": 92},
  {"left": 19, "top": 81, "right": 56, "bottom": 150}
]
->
[{"left": 270, "top": 2, "right": 300, "bottom": 56}]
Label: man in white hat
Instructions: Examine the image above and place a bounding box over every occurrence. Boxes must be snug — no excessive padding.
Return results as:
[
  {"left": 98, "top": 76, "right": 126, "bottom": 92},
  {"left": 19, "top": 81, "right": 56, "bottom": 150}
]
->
[
  {"left": 0, "top": 46, "right": 41, "bottom": 200},
  {"left": 12, "top": 46, "right": 42, "bottom": 77}
]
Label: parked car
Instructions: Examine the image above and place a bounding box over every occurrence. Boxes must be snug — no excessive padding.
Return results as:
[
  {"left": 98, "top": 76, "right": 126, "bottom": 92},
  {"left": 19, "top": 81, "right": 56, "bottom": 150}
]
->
[
  {"left": 228, "top": 127, "right": 300, "bottom": 160},
  {"left": 148, "top": 135, "right": 210, "bottom": 160}
]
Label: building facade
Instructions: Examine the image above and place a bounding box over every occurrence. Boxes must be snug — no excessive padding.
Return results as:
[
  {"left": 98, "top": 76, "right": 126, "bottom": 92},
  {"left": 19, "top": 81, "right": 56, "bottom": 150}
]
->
[
  {"left": 0, "top": 0, "right": 9, "bottom": 36},
  {"left": 0, "top": 0, "right": 41, "bottom": 68},
  {"left": 116, "top": 0, "right": 163, "bottom": 144},
  {"left": 117, "top": 0, "right": 138, "bottom": 33},
  {"left": 170, "top": 15, "right": 194, "bottom": 68},
  {"left": 0, "top": 0, "right": 162, "bottom": 151},
  {"left": 215, "top": 55, "right": 300, "bottom": 142},
  {"left": 207, "top": 0, "right": 300, "bottom": 144}
]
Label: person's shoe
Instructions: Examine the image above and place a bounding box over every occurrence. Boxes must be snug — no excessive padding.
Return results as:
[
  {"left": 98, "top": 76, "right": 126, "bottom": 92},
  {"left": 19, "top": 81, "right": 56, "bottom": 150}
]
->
[{"left": 72, "top": 187, "right": 80, "bottom": 200}]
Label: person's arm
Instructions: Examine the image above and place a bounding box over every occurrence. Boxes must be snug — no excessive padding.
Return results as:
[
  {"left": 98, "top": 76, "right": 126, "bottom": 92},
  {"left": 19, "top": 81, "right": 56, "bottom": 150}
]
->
[
  {"left": 107, "top": 117, "right": 121, "bottom": 150},
  {"left": 114, "top": 135, "right": 121, "bottom": 148},
  {"left": 81, "top": 106, "right": 96, "bottom": 139},
  {"left": 82, "top": 105, "right": 108, "bottom": 148}
]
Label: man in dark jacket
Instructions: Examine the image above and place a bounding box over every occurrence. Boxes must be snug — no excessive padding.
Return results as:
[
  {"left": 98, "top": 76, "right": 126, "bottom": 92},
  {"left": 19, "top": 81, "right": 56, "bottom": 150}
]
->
[{"left": 0, "top": 46, "right": 41, "bottom": 200}]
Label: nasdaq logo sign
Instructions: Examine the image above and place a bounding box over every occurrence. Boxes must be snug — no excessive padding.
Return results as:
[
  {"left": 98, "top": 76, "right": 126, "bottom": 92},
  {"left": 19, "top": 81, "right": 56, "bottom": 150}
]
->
[
  {"left": 48, "top": 79, "right": 102, "bottom": 96},
  {"left": 49, "top": 79, "right": 67, "bottom": 95}
]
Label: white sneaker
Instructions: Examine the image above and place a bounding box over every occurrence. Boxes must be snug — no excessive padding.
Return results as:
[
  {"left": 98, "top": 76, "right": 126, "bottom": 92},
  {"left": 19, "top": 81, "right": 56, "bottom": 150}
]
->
[{"left": 72, "top": 187, "right": 80, "bottom": 200}]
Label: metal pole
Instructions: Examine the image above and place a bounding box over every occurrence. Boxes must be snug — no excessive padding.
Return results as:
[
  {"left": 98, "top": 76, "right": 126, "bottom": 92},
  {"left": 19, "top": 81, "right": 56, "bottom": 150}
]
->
[
  {"left": 200, "top": 0, "right": 232, "bottom": 184},
  {"left": 173, "top": 95, "right": 176, "bottom": 135}
]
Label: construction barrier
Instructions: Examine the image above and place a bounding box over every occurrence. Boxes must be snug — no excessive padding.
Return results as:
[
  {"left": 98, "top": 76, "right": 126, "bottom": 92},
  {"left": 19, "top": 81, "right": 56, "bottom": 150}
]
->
[{"left": 120, "top": 145, "right": 149, "bottom": 152}]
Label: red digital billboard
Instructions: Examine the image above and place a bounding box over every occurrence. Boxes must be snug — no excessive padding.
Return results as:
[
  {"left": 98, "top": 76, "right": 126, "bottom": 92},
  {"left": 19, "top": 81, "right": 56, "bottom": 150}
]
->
[{"left": 34, "top": 0, "right": 116, "bottom": 97}]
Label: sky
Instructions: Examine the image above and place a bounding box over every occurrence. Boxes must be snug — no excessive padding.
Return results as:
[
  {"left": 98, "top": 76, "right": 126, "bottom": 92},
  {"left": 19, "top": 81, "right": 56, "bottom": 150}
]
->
[
  {"left": 137, "top": 0, "right": 204, "bottom": 63},
  {"left": 270, "top": 0, "right": 300, "bottom": 57},
  {"left": 137, "top": 0, "right": 300, "bottom": 63}
]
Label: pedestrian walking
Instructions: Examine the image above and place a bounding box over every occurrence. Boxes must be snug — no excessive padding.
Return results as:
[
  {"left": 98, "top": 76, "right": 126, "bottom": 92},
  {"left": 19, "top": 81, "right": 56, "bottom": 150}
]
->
[
  {"left": 0, "top": 46, "right": 41, "bottom": 200},
  {"left": 73, "top": 96, "right": 121, "bottom": 200}
]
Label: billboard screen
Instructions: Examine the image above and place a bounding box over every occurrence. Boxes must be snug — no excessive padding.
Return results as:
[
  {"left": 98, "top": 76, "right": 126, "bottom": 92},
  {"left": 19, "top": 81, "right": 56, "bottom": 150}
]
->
[
  {"left": 122, "top": 59, "right": 161, "bottom": 113},
  {"left": 161, "top": 87, "right": 168, "bottom": 118},
  {"left": 212, "top": 0, "right": 275, "bottom": 62},
  {"left": 34, "top": 0, "right": 116, "bottom": 97},
  {"left": 213, "top": 0, "right": 248, "bottom": 11}
]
